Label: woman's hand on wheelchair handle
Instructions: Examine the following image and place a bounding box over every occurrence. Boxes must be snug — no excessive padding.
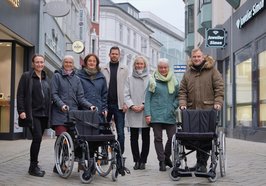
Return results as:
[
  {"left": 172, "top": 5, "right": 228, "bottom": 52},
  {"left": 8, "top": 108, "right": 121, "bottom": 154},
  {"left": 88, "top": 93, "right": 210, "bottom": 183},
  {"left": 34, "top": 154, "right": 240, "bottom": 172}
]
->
[{"left": 180, "top": 105, "right": 187, "bottom": 110}]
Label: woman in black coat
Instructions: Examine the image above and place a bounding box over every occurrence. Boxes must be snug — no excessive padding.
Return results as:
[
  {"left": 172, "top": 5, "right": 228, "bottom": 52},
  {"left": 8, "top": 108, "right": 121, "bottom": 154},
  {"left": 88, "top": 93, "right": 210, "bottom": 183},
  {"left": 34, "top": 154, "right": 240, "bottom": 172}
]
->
[{"left": 17, "top": 54, "right": 51, "bottom": 177}]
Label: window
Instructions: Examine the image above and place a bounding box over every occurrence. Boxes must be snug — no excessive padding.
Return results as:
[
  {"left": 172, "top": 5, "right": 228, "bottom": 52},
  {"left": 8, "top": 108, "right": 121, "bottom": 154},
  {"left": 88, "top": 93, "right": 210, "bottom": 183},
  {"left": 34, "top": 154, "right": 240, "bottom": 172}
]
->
[
  {"left": 92, "top": 0, "right": 99, "bottom": 22},
  {"left": 186, "top": 4, "right": 194, "bottom": 34},
  {"left": 119, "top": 24, "right": 123, "bottom": 42},
  {"left": 133, "top": 32, "right": 137, "bottom": 48},
  {"left": 259, "top": 51, "right": 266, "bottom": 127},
  {"left": 235, "top": 48, "right": 252, "bottom": 127},
  {"left": 127, "top": 28, "right": 131, "bottom": 46},
  {"left": 141, "top": 37, "right": 147, "bottom": 54}
]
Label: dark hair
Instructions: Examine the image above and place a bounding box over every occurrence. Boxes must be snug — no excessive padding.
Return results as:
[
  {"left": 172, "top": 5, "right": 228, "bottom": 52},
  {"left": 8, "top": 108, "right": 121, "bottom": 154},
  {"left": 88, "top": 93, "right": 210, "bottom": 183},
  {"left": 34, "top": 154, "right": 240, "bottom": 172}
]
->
[
  {"left": 83, "top": 53, "right": 101, "bottom": 71},
  {"left": 109, "top": 46, "right": 120, "bottom": 54},
  {"left": 31, "top": 54, "right": 45, "bottom": 63}
]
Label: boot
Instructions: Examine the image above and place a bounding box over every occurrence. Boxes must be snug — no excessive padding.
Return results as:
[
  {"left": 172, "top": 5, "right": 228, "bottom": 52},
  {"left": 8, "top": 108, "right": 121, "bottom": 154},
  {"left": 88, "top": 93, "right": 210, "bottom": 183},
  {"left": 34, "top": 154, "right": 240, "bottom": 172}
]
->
[
  {"left": 165, "top": 158, "right": 173, "bottom": 168},
  {"left": 28, "top": 162, "right": 45, "bottom": 177},
  {"left": 159, "top": 161, "right": 166, "bottom": 171}
]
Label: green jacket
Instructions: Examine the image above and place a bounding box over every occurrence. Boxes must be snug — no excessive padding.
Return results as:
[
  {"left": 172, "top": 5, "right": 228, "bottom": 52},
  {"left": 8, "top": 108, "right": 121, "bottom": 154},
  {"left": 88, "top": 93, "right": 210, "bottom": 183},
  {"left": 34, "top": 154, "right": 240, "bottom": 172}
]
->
[{"left": 144, "top": 80, "right": 179, "bottom": 124}]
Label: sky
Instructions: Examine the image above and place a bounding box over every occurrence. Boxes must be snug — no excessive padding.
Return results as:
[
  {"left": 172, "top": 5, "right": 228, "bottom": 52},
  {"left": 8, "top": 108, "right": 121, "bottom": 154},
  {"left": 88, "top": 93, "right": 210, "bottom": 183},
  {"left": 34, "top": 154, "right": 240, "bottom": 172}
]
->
[{"left": 112, "top": 0, "right": 185, "bottom": 32}]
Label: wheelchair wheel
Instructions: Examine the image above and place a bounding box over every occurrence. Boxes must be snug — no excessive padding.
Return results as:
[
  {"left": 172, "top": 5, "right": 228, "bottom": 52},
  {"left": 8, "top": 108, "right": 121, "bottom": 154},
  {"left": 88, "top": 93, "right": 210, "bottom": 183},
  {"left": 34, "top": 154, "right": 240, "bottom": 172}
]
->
[
  {"left": 218, "top": 130, "right": 226, "bottom": 177},
  {"left": 95, "top": 143, "right": 114, "bottom": 177},
  {"left": 79, "top": 142, "right": 95, "bottom": 184},
  {"left": 80, "top": 170, "right": 93, "bottom": 184},
  {"left": 111, "top": 163, "right": 118, "bottom": 181},
  {"left": 170, "top": 134, "right": 182, "bottom": 181},
  {"left": 208, "top": 170, "right": 217, "bottom": 182},
  {"left": 169, "top": 167, "right": 181, "bottom": 181},
  {"left": 54, "top": 132, "right": 74, "bottom": 178}
]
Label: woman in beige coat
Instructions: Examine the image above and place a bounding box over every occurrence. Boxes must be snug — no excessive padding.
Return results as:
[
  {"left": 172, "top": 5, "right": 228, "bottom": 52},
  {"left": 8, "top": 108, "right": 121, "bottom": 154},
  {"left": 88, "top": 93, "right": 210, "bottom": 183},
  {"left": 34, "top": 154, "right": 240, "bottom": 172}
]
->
[{"left": 124, "top": 56, "right": 150, "bottom": 170}]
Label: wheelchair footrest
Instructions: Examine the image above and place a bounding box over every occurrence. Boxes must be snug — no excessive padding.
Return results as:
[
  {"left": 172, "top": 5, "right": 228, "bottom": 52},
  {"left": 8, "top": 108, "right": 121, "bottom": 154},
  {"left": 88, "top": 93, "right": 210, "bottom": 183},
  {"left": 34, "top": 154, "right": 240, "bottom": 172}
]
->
[
  {"left": 176, "top": 170, "right": 193, "bottom": 177},
  {"left": 194, "top": 171, "right": 214, "bottom": 178}
]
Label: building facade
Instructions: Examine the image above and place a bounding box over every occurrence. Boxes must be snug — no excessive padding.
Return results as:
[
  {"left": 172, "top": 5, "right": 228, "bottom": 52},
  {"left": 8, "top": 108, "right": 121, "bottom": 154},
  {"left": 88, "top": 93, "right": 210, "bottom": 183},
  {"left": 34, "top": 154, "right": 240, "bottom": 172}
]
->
[
  {"left": 139, "top": 11, "right": 185, "bottom": 81},
  {"left": 99, "top": 0, "right": 161, "bottom": 73},
  {"left": 0, "top": 0, "right": 41, "bottom": 140},
  {"left": 184, "top": 0, "right": 266, "bottom": 142},
  {"left": 0, "top": 0, "right": 98, "bottom": 140}
]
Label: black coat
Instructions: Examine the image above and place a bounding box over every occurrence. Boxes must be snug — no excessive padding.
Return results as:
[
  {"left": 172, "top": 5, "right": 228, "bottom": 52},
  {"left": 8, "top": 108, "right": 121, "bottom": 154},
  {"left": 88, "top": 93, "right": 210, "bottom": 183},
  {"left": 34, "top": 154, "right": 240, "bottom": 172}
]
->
[{"left": 16, "top": 69, "right": 51, "bottom": 128}]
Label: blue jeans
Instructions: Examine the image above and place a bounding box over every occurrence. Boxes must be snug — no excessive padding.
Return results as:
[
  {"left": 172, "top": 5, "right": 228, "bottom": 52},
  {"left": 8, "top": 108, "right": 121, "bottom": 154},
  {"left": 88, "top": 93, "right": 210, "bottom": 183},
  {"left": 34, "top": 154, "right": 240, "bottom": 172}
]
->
[{"left": 107, "top": 104, "right": 125, "bottom": 154}]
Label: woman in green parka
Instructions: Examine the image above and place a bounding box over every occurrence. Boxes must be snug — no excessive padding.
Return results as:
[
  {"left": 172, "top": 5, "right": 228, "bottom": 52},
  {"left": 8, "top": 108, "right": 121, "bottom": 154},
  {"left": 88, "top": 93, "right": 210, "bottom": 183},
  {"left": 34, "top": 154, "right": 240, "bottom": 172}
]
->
[{"left": 144, "top": 58, "right": 179, "bottom": 172}]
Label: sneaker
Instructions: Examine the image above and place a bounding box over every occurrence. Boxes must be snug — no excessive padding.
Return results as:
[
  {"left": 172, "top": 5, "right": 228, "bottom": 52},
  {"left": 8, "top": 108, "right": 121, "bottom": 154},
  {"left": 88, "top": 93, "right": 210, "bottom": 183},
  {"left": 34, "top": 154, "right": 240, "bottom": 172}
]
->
[
  {"left": 196, "top": 165, "right": 207, "bottom": 173},
  {"left": 165, "top": 158, "right": 173, "bottom": 168},
  {"left": 159, "top": 161, "right": 166, "bottom": 171}
]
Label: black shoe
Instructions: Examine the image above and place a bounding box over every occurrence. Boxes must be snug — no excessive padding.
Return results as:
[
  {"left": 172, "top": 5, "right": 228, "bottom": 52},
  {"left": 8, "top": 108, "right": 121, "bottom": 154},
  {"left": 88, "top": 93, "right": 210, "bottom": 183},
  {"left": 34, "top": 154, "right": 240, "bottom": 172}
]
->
[
  {"left": 165, "top": 158, "right": 173, "bottom": 168},
  {"left": 189, "top": 163, "right": 198, "bottom": 171},
  {"left": 139, "top": 163, "right": 145, "bottom": 170},
  {"left": 159, "top": 161, "right": 166, "bottom": 171},
  {"left": 133, "top": 162, "right": 140, "bottom": 170},
  {"left": 28, "top": 163, "right": 45, "bottom": 177},
  {"left": 196, "top": 165, "right": 207, "bottom": 173},
  {"left": 53, "top": 165, "right": 58, "bottom": 174}
]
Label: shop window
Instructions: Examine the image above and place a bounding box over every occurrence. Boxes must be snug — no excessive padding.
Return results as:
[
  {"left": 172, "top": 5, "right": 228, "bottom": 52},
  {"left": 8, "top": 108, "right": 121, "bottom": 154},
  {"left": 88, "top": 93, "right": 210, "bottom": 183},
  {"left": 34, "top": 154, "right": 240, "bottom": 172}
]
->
[
  {"left": 258, "top": 51, "right": 266, "bottom": 127},
  {"left": 0, "top": 42, "right": 11, "bottom": 133},
  {"left": 235, "top": 58, "right": 252, "bottom": 127}
]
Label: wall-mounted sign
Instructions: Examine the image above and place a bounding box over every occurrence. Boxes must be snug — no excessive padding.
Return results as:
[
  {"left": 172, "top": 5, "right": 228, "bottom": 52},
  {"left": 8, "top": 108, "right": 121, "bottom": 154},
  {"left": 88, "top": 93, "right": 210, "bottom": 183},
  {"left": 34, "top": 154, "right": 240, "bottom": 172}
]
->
[
  {"left": 236, "top": 0, "right": 265, "bottom": 29},
  {"left": 44, "top": 1, "right": 70, "bottom": 17},
  {"left": 72, "top": 40, "right": 85, "bottom": 54},
  {"left": 205, "top": 28, "right": 227, "bottom": 48},
  {"left": 8, "top": 0, "right": 20, "bottom": 7},
  {"left": 174, "top": 65, "right": 186, "bottom": 73}
]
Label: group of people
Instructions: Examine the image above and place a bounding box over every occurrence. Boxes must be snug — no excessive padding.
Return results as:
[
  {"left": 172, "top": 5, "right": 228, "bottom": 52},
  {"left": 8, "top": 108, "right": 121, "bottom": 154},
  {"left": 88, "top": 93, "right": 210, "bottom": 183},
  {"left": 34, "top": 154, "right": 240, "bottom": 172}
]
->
[{"left": 16, "top": 46, "right": 224, "bottom": 178}]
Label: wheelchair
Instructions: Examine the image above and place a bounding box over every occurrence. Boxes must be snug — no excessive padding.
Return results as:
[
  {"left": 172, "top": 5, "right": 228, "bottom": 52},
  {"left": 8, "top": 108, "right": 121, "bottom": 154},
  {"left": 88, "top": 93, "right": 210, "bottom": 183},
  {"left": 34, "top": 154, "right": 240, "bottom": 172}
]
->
[
  {"left": 54, "top": 110, "right": 130, "bottom": 183},
  {"left": 169, "top": 109, "right": 226, "bottom": 182}
]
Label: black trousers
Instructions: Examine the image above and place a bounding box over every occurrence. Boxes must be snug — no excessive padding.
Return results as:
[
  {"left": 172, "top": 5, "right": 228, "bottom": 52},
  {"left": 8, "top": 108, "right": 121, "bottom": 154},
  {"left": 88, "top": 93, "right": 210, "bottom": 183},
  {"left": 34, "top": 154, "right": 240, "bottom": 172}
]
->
[
  {"left": 28, "top": 117, "right": 48, "bottom": 163},
  {"left": 130, "top": 127, "right": 150, "bottom": 163}
]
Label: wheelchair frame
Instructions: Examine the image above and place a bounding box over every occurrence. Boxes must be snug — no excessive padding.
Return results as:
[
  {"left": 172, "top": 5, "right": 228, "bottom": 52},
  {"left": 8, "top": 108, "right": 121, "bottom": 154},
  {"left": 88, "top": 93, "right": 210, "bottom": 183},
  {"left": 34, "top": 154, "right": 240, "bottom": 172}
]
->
[
  {"left": 54, "top": 110, "right": 129, "bottom": 184},
  {"left": 169, "top": 109, "right": 226, "bottom": 182}
]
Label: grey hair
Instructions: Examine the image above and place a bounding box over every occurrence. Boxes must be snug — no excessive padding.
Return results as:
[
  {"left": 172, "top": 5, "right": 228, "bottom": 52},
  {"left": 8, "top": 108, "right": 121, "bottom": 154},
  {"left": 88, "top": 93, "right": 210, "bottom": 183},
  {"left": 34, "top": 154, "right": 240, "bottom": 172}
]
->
[
  {"left": 157, "top": 58, "right": 169, "bottom": 66},
  {"left": 62, "top": 55, "right": 74, "bottom": 63}
]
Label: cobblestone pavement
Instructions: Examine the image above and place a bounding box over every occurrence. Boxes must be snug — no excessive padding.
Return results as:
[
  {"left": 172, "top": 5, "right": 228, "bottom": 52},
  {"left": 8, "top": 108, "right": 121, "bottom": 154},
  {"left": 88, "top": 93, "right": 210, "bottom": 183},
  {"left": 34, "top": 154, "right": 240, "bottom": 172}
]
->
[{"left": 0, "top": 130, "right": 266, "bottom": 186}]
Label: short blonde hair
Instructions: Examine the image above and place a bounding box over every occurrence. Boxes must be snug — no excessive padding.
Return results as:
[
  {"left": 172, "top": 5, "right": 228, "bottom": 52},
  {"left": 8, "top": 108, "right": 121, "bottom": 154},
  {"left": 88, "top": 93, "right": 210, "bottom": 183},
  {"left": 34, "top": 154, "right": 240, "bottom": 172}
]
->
[{"left": 133, "top": 56, "right": 148, "bottom": 68}]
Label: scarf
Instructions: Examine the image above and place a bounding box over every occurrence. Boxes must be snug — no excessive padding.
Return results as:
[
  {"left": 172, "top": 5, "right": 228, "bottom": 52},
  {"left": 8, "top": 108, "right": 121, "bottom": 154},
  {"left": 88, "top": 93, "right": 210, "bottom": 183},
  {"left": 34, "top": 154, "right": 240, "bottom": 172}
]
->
[
  {"left": 149, "top": 70, "right": 177, "bottom": 94},
  {"left": 132, "top": 68, "right": 148, "bottom": 79},
  {"left": 64, "top": 69, "right": 73, "bottom": 76},
  {"left": 84, "top": 68, "right": 98, "bottom": 80}
]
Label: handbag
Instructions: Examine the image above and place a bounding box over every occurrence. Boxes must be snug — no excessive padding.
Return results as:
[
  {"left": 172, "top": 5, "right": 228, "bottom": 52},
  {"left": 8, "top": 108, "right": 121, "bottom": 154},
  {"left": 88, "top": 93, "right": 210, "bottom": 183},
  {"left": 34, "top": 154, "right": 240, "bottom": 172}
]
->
[{"left": 18, "top": 117, "right": 32, "bottom": 127}]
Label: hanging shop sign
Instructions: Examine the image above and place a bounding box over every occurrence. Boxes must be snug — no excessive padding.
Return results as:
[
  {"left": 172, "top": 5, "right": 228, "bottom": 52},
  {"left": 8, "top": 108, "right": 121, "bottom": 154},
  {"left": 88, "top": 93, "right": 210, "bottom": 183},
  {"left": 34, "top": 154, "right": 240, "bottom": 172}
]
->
[
  {"left": 72, "top": 40, "right": 85, "bottom": 54},
  {"left": 205, "top": 28, "right": 227, "bottom": 48},
  {"left": 236, "top": 0, "right": 265, "bottom": 29}
]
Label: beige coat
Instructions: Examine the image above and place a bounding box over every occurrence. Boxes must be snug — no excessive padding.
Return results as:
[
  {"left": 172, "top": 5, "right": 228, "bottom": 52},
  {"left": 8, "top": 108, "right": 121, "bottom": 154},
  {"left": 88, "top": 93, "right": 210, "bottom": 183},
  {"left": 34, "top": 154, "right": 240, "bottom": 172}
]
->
[
  {"left": 101, "top": 62, "right": 129, "bottom": 109},
  {"left": 179, "top": 55, "right": 224, "bottom": 109}
]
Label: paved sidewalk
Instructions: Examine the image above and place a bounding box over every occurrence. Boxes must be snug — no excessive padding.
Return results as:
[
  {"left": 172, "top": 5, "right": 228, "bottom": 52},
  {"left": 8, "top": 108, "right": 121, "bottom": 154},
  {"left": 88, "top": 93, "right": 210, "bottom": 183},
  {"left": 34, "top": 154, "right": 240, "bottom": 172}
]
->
[{"left": 0, "top": 130, "right": 266, "bottom": 185}]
